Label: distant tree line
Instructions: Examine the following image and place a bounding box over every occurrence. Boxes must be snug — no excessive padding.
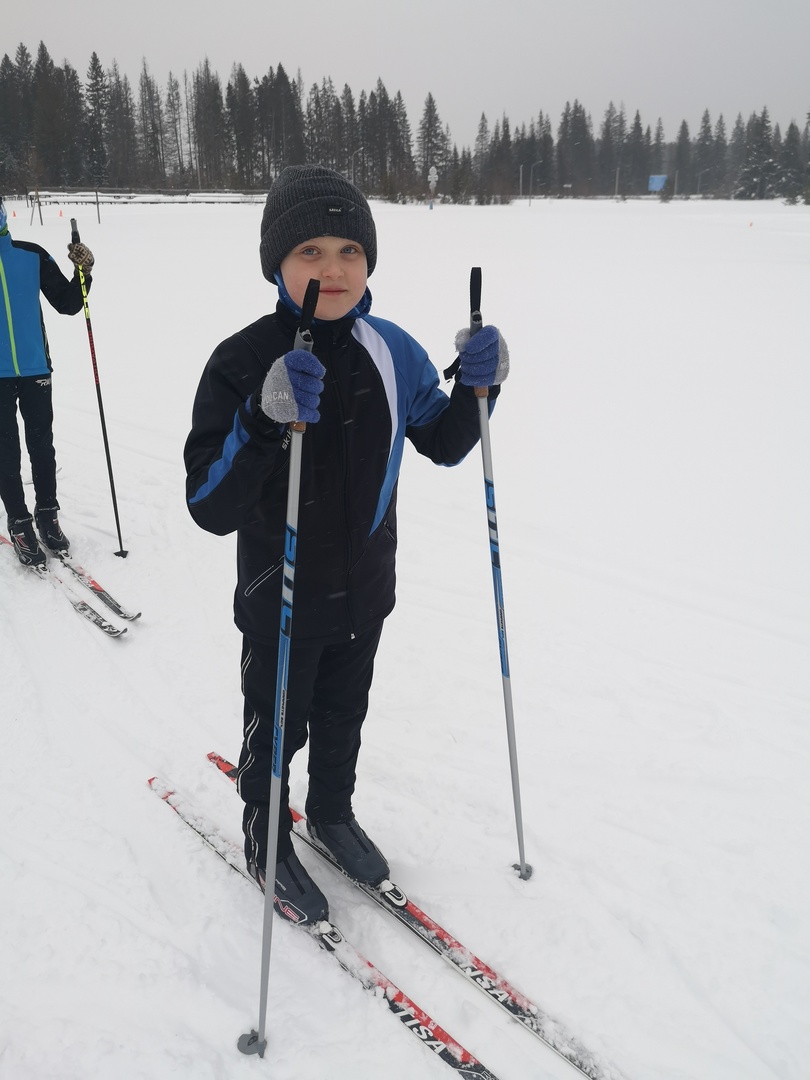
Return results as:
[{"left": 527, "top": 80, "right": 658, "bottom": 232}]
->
[{"left": 2, "top": 41, "right": 809, "bottom": 203}]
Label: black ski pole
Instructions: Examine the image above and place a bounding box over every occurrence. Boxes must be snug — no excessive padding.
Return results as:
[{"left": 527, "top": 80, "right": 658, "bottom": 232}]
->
[
  {"left": 70, "top": 218, "right": 127, "bottom": 557},
  {"left": 469, "top": 267, "right": 532, "bottom": 880},
  {"left": 238, "top": 277, "right": 321, "bottom": 1060}
]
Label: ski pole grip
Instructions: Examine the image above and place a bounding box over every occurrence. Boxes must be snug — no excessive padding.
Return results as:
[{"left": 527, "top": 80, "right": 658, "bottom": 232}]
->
[
  {"left": 289, "top": 278, "right": 320, "bottom": 435},
  {"left": 469, "top": 266, "right": 489, "bottom": 397},
  {"left": 70, "top": 218, "right": 80, "bottom": 244}
]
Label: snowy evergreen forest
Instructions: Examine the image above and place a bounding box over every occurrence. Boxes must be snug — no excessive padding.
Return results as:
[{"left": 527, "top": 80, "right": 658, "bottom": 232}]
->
[{"left": 1, "top": 40, "right": 809, "bottom": 201}]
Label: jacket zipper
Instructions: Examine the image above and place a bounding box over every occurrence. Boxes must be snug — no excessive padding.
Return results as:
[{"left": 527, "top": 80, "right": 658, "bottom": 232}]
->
[{"left": 326, "top": 331, "right": 357, "bottom": 639}]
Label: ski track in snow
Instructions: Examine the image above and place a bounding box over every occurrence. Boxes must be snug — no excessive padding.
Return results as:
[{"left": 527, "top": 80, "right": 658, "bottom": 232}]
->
[{"left": 2, "top": 196, "right": 808, "bottom": 1080}]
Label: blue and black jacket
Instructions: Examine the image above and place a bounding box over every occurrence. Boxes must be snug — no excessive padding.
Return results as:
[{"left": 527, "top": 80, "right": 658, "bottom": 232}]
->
[
  {"left": 184, "top": 298, "right": 498, "bottom": 645},
  {"left": 0, "top": 230, "right": 88, "bottom": 379}
]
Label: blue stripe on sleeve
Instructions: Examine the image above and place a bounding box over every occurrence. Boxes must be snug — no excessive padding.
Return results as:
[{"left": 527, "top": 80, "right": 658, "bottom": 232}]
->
[{"left": 188, "top": 408, "right": 251, "bottom": 505}]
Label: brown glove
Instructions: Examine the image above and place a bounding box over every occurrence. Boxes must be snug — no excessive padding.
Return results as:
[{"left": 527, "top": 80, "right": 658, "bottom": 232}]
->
[{"left": 68, "top": 242, "right": 94, "bottom": 273}]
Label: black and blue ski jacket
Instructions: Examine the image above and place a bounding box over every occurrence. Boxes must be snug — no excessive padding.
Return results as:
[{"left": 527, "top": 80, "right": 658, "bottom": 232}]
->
[
  {"left": 184, "top": 298, "right": 498, "bottom": 645},
  {"left": 0, "top": 230, "right": 88, "bottom": 379}
]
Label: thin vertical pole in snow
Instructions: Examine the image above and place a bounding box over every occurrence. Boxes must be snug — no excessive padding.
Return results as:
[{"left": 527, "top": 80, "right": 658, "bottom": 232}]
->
[
  {"left": 238, "top": 278, "right": 321, "bottom": 1059},
  {"left": 70, "top": 218, "right": 127, "bottom": 557},
  {"left": 469, "top": 267, "right": 533, "bottom": 881}
]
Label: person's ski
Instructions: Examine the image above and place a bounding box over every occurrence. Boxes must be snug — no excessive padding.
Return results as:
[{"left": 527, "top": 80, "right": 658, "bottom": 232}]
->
[
  {"left": 53, "top": 551, "right": 141, "bottom": 620},
  {"left": 208, "top": 751, "right": 620, "bottom": 1080},
  {"left": 1, "top": 533, "right": 127, "bottom": 637},
  {"left": 148, "top": 775, "right": 501, "bottom": 1080}
]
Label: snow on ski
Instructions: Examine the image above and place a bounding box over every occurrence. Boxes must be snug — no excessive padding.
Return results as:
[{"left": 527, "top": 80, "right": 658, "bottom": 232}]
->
[
  {"left": 1, "top": 533, "right": 127, "bottom": 638},
  {"left": 54, "top": 551, "right": 141, "bottom": 620},
  {"left": 148, "top": 775, "right": 501, "bottom": 1080},
  {"left": 209, "top": 751, "right": 624, "bottom": 1080}
]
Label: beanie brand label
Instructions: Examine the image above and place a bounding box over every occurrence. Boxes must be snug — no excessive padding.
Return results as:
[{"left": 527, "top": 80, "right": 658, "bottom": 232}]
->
[{"left": 326, "top": 205, "right": 343, "bottom": 215}]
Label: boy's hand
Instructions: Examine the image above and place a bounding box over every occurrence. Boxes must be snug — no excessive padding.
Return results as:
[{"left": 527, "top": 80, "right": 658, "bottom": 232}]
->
[
  {"left": 68, "top": 242, "right": 94, "bottom": 272},
  {"left": 260, "top": 349, "right": 326, "bottom": 424},
  {"left": 455, "top": 325, "right": 509, "bottom": 388}
]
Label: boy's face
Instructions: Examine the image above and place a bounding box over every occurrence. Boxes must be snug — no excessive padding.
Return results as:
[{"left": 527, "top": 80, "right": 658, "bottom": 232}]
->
[{"left": 279, "top": 236, "right": 368, "bottom": 321}]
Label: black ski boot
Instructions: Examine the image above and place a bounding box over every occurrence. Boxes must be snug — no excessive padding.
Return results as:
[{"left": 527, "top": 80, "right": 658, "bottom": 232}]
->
[
  {"left": 35, "top": 506, "right": 70, "bottom": 553},
  {"left": 307, "top": 816, "right": 390, "bottom": 886},
  {"left": 8, "top": 516, "right": 46, "bottom": 567},
  {"left": 247, "top": 849, "right": 329, "bottom": 926}
]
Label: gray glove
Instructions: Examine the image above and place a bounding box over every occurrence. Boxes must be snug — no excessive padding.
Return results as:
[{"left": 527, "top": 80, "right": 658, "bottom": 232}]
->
[
  {"left": 260, "top": 349, "right": 326, "bottom": 424},
  {"left": 68, "top": 242, "right": 94, "bottom": 272}
]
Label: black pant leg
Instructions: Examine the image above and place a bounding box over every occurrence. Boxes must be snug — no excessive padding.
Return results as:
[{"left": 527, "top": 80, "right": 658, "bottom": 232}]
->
[
  {"left": 17, "top": 374, "right": 58, "bottom": 511},
  {"left": 237, "top": 634, "right": 322, "bottom": 868},
  {"left": 0, "top": 378, "right": 28, "bottom": 520},
  {"left": 305, "top": 623, "right": 384, "bottom": 823},
  {"left": 236, "top": 622, "right": 384, "bottom": 872}
]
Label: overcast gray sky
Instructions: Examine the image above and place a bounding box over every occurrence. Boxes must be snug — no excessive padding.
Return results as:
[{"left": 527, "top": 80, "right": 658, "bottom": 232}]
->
[{"left": 6, "top": 0, "right": 809, "bottom": 148}]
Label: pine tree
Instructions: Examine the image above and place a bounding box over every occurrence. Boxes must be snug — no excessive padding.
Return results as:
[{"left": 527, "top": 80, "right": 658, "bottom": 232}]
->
[
  {"left": 490, "top": 114, "right": 514, "bottom": 201},
  {"left": 473, "top": 112, "right": 491, "bottom": 202},
  {"left": 694, "top": 109, "right": 714, "bottom": 195},
  {"left": 31, "top": 42, "right": 59, "bottom": 185},
  {"left": 562, "top": 100, "right": 594, "bottom": 196},
  {"left": 56, "top": 60, "right": 86, "bottom": 185},
  {"left": 391, "top": 90, "right": 416, "bottom": 197},
  {"left": 673, "top": 120, "right": 692, "bottom": 194},
  {"left": 416, "top": 93, "right": 448, "bottom": 183},
  {"left": 85, "top": 52, "right": 108, "bottom": 186},
  {"left": 164, "top": 71, "right": 188, "bottom": 178},
  {"left": 192, "top": 59, "right": 228, "bottom": 187},
  {"left": 12, "top": 44, "right": 35, "bottom": 186},
  {"left": 712, "top": 115, "right": 728, "bottom": 195},
  {"left": 138, "top": 60, "right": 166, "bottom": 185},
  {"left": 0, "top": 54, "right": 21, "bottom": 188},
  {"left": 651, "top": 118, "right": 665, "bottom": 175},
  {"left": 625, "top": 110, "right": 648, "bottom": 195},
  {"left": 775, "top": 120, "right": 803, "bottom": 198},
  {"left": 106, "top": 61, "right": 138, "bottom": 186},
  {"left": 727, "top": 113, "right": 747, "bottom": 189},
  {"left": 596, "top": 102, "right": 619, "bottom": 195},
  {"left": 226, "top": 63, "right": 256, "bottom": 186},
  {"left": 735, "top": 107, "right": 777, "bottom": 199}
]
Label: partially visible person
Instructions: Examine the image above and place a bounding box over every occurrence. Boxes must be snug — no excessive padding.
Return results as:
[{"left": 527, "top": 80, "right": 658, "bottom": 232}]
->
[{"left": 0, "top": 196, "right": 95, "bottom": 565}]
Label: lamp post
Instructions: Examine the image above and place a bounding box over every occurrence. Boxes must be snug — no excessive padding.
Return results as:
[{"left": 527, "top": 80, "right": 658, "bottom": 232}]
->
[
  {"left": 529, "top": 160, "right": 543, "bottom": 206},
  {"left": 351, "top": 146, "right": 364, "bottom": 185}
]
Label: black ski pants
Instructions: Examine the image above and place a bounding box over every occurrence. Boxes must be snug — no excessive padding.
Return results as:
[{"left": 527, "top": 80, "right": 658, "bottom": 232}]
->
[
  {"left": 0, "top": 374, "right": 58, "bottom": 521},
  {"left": 237, "top": 622, "right": 384, "bottom": 871}
]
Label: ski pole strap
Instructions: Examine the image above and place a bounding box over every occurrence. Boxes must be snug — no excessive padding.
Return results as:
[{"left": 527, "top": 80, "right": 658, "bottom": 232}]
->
[
  {"left": 294, "top": 277, "right": 320, "bottom": 350},
  {"left": 443, "top": 266, "right": 486, "bottom": 386},
  {"left": 469, "top": 266, "right": 482, "bottom": 335},
  {"left": 290, "top": 278, "right": 320, "bottom": 432}
]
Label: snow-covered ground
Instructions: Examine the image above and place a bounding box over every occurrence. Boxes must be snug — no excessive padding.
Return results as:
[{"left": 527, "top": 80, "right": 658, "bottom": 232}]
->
[{"left": 1, "top": 194, "right": 808, "bottom": 1080}]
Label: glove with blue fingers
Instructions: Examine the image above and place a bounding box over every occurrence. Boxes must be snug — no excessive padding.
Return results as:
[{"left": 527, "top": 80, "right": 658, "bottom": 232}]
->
[
  {"left": 260, "top": 349, "right": 326, "bottom": 424},
  {"left": 455, "top": 325, "right": 510, "bottom": 388}
]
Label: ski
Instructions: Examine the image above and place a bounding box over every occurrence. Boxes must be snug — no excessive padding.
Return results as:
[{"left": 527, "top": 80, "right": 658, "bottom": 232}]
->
[
  {"left": 209, "top": 751, "right": 620, "bottom": 1080},
  {"left": 148, "top": 775, "right": 500, "bottom": 1080},
  {"left": 53, "top": 551, "right": 141, "bottom": 621},
  {"left": 1, "top": 533, "right": 126, "bottom": 637}
]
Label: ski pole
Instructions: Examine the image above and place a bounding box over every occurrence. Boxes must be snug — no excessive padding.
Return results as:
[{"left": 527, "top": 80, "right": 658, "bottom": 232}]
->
[
  {"left": 469, "top": 267, "right": 532, "bottom": 881},
  {"left": 238, "top": 277, "right": 321, "bottom": 1059},
  {"left": 70, "top": 218, "right": 127, "bottom": 558}
]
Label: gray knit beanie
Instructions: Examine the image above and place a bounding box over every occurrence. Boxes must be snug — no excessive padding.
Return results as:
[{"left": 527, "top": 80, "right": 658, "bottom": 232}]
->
[{"left": 259, "top": 165, "right": 377, "bottom": 281}]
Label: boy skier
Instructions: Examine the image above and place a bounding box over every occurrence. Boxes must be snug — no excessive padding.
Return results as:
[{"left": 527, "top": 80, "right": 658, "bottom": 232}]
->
[
  {"left": 0, "top": 196, "right": 95, "bottom": 564},
  {"left": 184, "top": 166, "right": 508, "bottom": 923}
]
